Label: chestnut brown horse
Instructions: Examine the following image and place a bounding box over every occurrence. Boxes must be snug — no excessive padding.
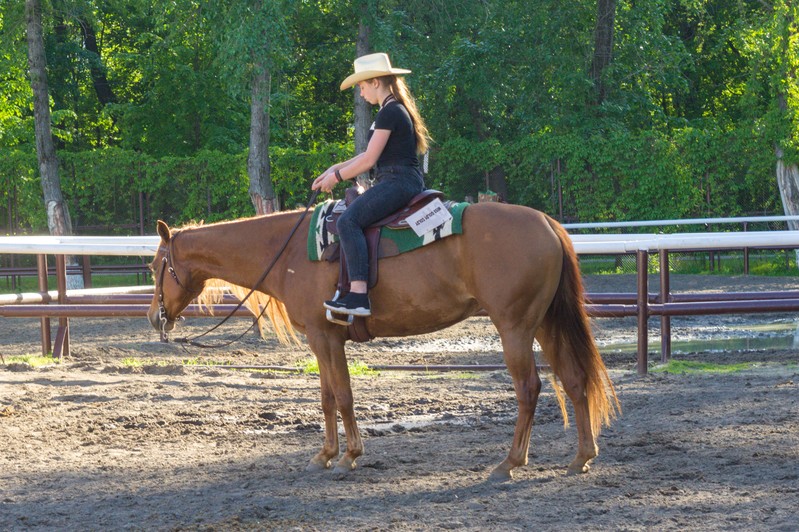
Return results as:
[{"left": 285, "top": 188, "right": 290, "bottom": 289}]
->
[{"left": 147, "top": 202, "right": 619, "bottom": 480}]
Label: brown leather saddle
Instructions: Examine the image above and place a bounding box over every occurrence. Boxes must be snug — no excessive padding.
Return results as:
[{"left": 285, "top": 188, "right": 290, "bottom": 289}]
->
[{"left": 323, "top": 188, "right": 445, "bottom": 341}]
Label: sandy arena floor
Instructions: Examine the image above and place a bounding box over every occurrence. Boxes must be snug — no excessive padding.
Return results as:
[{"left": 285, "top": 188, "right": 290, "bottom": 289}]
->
[{"left": 1, "top": 275, "right": 798, "bottom": 530}]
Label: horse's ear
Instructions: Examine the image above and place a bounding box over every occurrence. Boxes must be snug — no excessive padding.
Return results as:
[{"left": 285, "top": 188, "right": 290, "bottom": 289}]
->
[{"left": 157, "top": 220, "right": 171, "bottom": 242}]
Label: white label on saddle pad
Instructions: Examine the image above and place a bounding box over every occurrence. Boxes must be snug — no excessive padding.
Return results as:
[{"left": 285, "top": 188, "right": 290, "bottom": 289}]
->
[{"left": 406, "top": 198, "right": 453, "bottom": 237}]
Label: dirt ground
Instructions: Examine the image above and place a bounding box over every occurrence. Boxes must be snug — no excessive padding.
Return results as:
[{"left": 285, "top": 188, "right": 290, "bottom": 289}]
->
[{"left": 1, "top": 274, "right": 798, "bottom": 531}]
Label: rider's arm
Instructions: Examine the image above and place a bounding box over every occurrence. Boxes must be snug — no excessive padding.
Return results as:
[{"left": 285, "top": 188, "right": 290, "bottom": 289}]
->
[{"left": 312, "top": 129, "right": 391, "bottom": 192}]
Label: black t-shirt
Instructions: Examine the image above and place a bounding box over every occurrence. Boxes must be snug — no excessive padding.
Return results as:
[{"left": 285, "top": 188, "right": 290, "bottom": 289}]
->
[{"left": 368, "top": 101, "right": 419, "bottom": 167}]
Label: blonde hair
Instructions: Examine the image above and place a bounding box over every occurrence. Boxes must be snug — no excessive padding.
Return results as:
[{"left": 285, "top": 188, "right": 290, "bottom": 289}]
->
[{"left": 381, "top": 76, "right": 431, "bottom": 154}]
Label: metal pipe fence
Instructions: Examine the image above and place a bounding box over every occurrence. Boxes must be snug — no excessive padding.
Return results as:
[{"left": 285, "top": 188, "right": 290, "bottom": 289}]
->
[{"left": 3, "top": 226, "right": 799, "bottom": 374}]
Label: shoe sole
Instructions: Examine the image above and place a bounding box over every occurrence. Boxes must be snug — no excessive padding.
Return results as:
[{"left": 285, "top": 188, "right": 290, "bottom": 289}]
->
[{"left": 323, "top": 302, "right": 371, "bottom": 317}]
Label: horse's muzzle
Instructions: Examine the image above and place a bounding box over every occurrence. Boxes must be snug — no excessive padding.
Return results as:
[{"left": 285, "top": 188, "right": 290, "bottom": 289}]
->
[{"left": 147, "top": 308, "right": 175, "bottom": 333}]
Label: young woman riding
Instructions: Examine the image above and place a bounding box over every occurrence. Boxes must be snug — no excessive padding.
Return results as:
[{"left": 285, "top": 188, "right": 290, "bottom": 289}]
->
[{"left": 312, "top": 52, "right": 431, "bottom": 316}]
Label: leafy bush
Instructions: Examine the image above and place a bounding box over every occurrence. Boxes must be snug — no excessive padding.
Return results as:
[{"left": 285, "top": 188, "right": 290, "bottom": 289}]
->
[
  {"left": 1, "top": 143, "right": 351, "bottom": 235},
  {"left": 0, "top": 123, "right": 782, "bottom": 236}
]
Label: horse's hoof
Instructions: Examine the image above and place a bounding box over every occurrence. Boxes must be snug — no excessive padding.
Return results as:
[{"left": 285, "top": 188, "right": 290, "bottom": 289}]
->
[
  {"left": 566, "top": 462, "right": 590, "bottom": 475},
  {"left": 306, "top": 459, "right": 330, "bottom": 473},
  {"left": 331, "top": 457, "right": 357, "bottom": 477},
  {"left": 331, "top": 465, "right": 354, "bottom": 478},
  {"left": 488, "top": 467, "right": 513, "bottom": 482}
]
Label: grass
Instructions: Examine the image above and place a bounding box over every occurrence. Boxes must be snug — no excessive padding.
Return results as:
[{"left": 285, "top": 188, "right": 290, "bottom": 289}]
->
[
  {"left": 1, "top": 273, "right": 150, "bottom": 294},
  {"left": 120, "top": 357, "right": 166, "bottom": 368},
  {"left": 3, "top": 354, "right": 60, "bottom": 367},
  {"left": 652, "top": 360, "right": 758, "bottom": 374},
  {"left": 118, "top": 356, "right": 379, "bottom": 376},
  {"left": 121, "top": 357, "right": 232, "bottom": 368},
  {"left": 296, "top": 357, "right": 378, "bottom": 376},
  {"left": 578, "top": 250, "right": 799, "bottom": 276}
]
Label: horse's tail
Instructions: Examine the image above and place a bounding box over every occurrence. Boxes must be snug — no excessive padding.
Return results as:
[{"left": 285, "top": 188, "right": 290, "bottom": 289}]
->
[{"left": 542, "top": 215, "right": 620, "bottom": 435}]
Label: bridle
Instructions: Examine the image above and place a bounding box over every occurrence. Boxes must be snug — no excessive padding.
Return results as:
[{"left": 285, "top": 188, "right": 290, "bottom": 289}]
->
[{"left": 155, "top": 236, "right": 188, "bottom": 342}]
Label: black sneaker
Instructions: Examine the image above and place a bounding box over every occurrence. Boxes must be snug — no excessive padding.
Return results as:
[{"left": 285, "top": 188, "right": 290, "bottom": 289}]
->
[{"left": 323, "top": 292, "right": 371, "bottom": 316}]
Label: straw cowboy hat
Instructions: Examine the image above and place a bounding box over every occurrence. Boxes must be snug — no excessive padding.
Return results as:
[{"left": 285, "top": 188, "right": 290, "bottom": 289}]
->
[{"left": 340, "top": 53, "right": 411, "bottom": 91}]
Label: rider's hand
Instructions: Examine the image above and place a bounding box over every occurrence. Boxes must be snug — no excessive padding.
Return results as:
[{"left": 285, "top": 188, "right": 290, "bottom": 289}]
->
[{"left": 312, "top": 172, "right": 338, "bottom": 194}]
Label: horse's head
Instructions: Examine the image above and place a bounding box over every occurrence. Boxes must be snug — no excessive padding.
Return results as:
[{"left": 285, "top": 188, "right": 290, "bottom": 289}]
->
[{"left": 147, "top": 220, "right": 203, "bottom": 341}]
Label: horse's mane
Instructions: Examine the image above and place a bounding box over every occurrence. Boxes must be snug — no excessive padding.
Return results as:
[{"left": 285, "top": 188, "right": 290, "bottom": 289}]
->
[
  {"left": 178, "top": 208, "right": 304, "bottom": 230},
  {"left": 196, "top": 279, "right": 300, "bottom": 345},
  {"left": 173, "top": 216, "right": 304, "bottom": 346}
]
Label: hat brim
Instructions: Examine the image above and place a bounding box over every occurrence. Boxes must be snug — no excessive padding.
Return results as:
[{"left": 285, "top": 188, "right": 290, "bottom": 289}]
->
[{"left": 340, "top": 68, "right": 412, "bottom": 91}]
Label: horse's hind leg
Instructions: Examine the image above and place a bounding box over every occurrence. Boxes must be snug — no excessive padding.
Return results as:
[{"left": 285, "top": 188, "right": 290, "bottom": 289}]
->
[
  {"left": 489, "top": 325, "right": 542, "bottom": 481},
  {"left": 536, "top": 325, "right": 598, "bottom": 475}
]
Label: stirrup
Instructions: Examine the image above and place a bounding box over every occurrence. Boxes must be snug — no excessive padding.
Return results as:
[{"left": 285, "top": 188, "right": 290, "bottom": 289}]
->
[{"left": 325, "top": 291, "right": 355, "bottom": 326}]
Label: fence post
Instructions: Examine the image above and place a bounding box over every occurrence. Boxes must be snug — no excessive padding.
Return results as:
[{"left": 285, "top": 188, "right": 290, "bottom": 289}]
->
[
  {"left": 659, "top": 249, "right": 671, "bottom": 363},
  {"left": 637, "top": 249, "right": 649, "bottom": 375},
  {"left": 81, "top": 255, "right": 92, "bottom": 288},
  {"left": 53, "top": 255, "right": 70, "bottom": 359},
  {"left": 37, "top": 254, "right": 51, "bottom": 355},
  {"left": 743, "top": 221, "right": 749, "bottom": 274}
]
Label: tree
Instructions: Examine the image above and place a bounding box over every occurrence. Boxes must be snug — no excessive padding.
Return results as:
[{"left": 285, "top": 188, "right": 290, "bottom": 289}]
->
[
  {"left": 212, "top": 0, "right": 293, "bottom": 214},
  {"left": 4, "top": 0, "right": 798, "bottom": 229},
  {"left": 770, "top": 2, "right": 799, "bottom": 257},
  {"left": 26, "top": 0, "right": 71, "bottom": 236},
  {"left": 26, "top": 0, "right": 81, "bottom": 287},
  {"left": 590, "top": 0, "right": 616, "bottom": 105},
  {"left": 248, "top": 57, "right": 276, "bottom": 214},
  {"left": 353, "top": 10, "right": 373, "bottom": 189}
]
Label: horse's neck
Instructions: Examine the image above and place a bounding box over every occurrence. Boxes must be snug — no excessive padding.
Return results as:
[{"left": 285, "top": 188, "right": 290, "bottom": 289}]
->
[{"left": 178, "top": 214, "right": 299, "bottom": 291}]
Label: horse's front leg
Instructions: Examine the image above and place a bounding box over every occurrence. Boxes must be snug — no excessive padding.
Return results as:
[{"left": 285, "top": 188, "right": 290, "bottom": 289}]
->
[
  {"left": 306, "top": 368, "right": 340, "bottom": 472},
  {"left": 328, "top": 348, "right": 363, "bottom": 475},
  {"left": 307, "top": 331, "right": 363, "bottom": 476}
]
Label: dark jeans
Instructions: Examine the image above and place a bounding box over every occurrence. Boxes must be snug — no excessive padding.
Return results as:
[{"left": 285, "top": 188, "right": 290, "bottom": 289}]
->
[{"left": 337, "top": 165, "right": 425, "bottom": 283}]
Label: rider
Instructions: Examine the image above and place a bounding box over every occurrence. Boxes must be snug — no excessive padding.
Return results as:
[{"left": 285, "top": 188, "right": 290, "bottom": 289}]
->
[{"left": 312, "top": 52, "right": 431, "bottom": 316}]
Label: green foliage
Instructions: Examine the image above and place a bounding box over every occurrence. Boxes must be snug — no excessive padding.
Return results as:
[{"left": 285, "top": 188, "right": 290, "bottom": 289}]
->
[
  {"left": 432, "top": 123, "right": 779, "bottom": 221},
  {"left": 2, "top": 0, "right": 798, "bottom": 232},
  {"left": 0, "top": 150, "right": 46, "bottom": 233},
  {"left": 1, "top": 142, "right": 349, "bottom": 234}
]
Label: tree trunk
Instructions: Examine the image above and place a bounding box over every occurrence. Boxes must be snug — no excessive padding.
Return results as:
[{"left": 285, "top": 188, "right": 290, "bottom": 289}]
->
[
  {"left": 353, "top": 15, "right": 372, "bottom": 189},
  {"left": 27, "top": 0, "right": 69, "bottom": 235},
  {"left": 776, "top": 148, "right": 799, "bottom": 230},
  {"left": 247, "top": 63, "right": 277, "bottom": 215},
  {"left": 26, "top": 0, "right": 82, "bottom": 288},
  {"left": 774, "top": 4, "right": 799, "bottom": 264},
  {"left": 78, "top": 17, "right": 116, "bottom": 106},
  {"left": 463, "top": 92, "right": 508, "bottom": 196},
  {"left": 590, "top": 0, "right": 616, "bottom": 105},
  {"left": 487, "top": 165, "right": 508, "bottom": 202},
  {"left": 776, "top": 148, "right": 799, "bottom": 263}
]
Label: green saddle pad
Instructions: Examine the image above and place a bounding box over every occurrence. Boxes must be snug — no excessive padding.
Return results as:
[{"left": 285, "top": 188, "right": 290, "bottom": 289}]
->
[{"left": 307, "top": 199, "right": 469, "bottom": 262}]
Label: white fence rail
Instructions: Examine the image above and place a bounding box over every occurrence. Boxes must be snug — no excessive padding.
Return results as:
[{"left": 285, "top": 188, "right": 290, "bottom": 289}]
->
[{"left": 3, "top": 230, "right": 799, "bottom": 256}]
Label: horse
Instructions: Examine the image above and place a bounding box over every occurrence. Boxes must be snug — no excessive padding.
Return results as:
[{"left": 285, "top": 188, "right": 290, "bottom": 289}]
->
[{"left": 147, "top": 201, "right": 619, "bottom": 480}]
